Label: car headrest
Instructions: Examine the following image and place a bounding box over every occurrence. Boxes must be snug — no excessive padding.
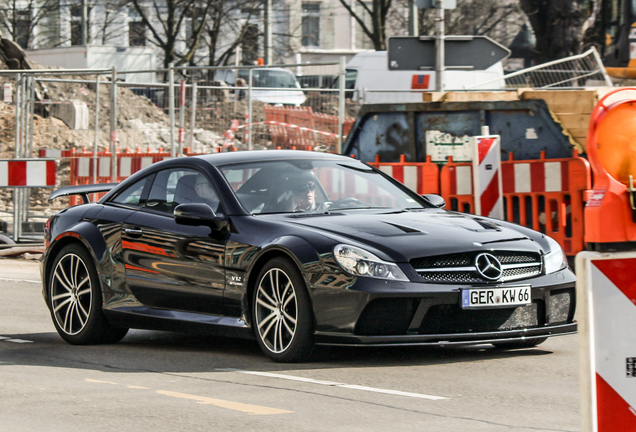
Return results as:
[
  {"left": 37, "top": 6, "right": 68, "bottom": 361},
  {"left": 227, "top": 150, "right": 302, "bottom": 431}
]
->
[{"left": 174, "top": 174, "right": 198, "bottom": 205}]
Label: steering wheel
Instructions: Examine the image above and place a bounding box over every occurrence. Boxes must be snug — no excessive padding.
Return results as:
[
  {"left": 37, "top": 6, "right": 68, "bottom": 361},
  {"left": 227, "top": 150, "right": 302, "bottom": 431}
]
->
[{"left": 328, "top": 197, "right": 365, "bottom": 209}]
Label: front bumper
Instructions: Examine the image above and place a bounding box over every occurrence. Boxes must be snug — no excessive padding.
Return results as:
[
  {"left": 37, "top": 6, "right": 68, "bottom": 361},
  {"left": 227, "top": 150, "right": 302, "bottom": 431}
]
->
[
  {"left": 314, "top": 322, "right": 577, "bottom": 346},
  {"left": 310, "top": 267, "right": 577, "bottom": 346}
]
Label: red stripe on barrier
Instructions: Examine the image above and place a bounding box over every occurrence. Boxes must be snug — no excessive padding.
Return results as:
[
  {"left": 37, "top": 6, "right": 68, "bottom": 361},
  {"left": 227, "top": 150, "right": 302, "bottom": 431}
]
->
[
  {"left": 502, "top": 164, "right": 514, "bottom": 194},
  {"left": 561, "top": 161, "right": 569, "bottom": 191},
  {"left": 449, "top": 166, "right": 457, "bottom": 196},
  {"left": 593, "top": 258, "right": 636, "bottom": 304},
  {"left": 477, "top": 138, "right": 495, "bottom": 164},
  {"left": 481, "top": 172, "right": 501, "bottom": 217},
  {"left": 530, "top": 163, "right": 544, "bottom": 192},
  {"left": 9, "top": 161, "right": 26, "bottom": 186},
  {"left": 47, "top": 160, "right": 56, "bottom": 186},
  {"left": 596, "top": 374, "right": 636, "bottom": 432},
  {"left": 392, "top": 165, "right": 404, "bottom": 184}
]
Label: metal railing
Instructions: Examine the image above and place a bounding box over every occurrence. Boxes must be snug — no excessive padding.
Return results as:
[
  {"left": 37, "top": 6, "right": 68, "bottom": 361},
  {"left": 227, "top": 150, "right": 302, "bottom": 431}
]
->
[
  {"left": 0, "top": 59, "right": 353, "bottom": 241},
  {"left": 468, "top": 47, "right": 613, "bottom": 90}
]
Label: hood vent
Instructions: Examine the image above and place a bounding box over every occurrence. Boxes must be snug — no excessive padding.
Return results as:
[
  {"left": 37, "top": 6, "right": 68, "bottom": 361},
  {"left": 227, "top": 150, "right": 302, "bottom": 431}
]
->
[{"left": 381, "top": 221, "right": 422, "bottom": 234}]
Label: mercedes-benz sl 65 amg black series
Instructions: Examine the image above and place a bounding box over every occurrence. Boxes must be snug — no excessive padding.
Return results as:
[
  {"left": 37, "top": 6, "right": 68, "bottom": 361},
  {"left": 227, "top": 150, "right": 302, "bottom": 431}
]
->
[{"left": 41, "top": 150, "right": 576, "bottom": 362}]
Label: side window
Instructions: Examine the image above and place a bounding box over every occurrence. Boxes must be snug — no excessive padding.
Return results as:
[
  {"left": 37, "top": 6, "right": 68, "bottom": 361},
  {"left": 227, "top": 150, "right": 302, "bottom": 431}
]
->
[
  {"left": 145, "top": 168, "right": 220, "bottom": 214},
  {"left": 110, "top": 177, "right": 149, "bottom": 207}
]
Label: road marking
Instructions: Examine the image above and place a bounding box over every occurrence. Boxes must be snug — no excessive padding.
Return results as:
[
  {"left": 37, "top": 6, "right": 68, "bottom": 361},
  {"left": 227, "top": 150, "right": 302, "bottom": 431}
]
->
[
  {"left": 156, "top": 390, "right": 293, "bottom": 415},
  {"left": 85, "top": 378, "right": 293, "bottom": 415},
  {"left": 218, "top": 369, "right": 448, "bottom": 400},
  {"left": 0, "top": 336, "right": 33, "bottom": 343},
  {"left": 0, "top": 277, "right": 41, "bottom": 284},
  {"left": 85, "top": 378, "right": 118, "bottom": 385}
]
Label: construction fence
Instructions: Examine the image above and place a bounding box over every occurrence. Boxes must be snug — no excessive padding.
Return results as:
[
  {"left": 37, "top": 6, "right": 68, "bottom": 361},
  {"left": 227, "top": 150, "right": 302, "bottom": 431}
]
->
[{"left": 0, "top": 59, "right": 361, "bottom": 240}]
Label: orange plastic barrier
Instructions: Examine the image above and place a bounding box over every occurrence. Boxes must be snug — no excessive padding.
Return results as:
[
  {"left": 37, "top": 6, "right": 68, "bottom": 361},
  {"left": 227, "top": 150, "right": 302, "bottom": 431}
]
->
[
  {"left": 368, "top": 154, "right": 440, "bottom": 195},
  {"left": 440, "top": 151, "right": 591, "bottom": 256},
  {"left": 263, "top": 106, "right": 355, "bottom": 149},
  {"left": 263, "top": 105, "right": 288, "bottom": 147},
  {"left": 285, "top": 106, "right": 315, "bottom": 150},
  {"left": 584, "top": 87, "right": 636, "bottom": 246}
]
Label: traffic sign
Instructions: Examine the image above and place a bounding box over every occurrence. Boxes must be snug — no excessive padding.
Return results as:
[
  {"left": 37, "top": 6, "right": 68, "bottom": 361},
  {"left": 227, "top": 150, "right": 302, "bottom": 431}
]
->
[{"left": 388, "top": 36, "right": 510, "bottom": 71}]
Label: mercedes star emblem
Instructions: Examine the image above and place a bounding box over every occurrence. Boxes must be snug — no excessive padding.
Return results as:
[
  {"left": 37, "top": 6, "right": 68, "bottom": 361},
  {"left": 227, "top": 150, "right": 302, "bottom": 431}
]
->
[{"left": 475, "top": 253, "right": 503, "bottom": 281}]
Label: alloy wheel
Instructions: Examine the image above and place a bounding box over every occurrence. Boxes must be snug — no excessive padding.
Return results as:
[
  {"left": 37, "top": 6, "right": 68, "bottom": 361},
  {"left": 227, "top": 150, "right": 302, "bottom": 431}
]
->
[
  {"left": 255, "top": 267, "right": 298, "bottom": 353},
  {"left": 50, "top": 253, "right": 93, "bottom": 336}
]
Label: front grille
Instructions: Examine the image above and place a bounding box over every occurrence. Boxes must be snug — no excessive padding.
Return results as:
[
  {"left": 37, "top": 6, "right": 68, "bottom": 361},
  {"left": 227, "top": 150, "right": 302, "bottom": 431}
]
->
[{"left": 411, "top": 251, "right": 542, "bottom": 284}]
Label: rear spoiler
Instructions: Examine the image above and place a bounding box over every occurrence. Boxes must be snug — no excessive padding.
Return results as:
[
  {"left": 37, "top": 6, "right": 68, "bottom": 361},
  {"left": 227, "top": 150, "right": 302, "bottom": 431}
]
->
[{"left": 49, "top": 183, "right": 118, "bottom": 204}]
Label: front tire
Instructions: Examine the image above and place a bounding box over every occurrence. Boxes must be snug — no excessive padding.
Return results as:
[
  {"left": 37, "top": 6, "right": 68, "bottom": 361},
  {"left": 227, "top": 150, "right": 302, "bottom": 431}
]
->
[
  {"left": 252, "top": 257, "right": 314, "bottom": 362},
  {"left": 48, "top": 243, "right": 128, "bottom": 345}
]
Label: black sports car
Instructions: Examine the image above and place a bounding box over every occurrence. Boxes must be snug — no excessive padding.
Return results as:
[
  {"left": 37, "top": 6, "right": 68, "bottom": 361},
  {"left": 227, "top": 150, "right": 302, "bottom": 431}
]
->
[{"left": 41, "top": 150, "right": 576, "bottom": 362}]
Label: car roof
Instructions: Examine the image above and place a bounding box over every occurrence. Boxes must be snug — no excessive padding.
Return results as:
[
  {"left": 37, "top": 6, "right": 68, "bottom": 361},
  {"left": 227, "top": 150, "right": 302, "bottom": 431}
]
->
[{"left": 193, "top": 150, "right": 358, "bottom": 167}]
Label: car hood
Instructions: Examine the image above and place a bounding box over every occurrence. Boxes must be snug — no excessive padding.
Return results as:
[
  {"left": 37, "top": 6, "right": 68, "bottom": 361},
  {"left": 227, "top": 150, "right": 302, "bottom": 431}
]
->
[{"left": 284, "top": 209, "right": 542, "bottom": 262}]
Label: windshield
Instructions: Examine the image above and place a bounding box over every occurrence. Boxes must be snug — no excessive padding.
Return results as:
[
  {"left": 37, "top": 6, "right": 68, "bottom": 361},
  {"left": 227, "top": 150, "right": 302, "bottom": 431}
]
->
[
  {"left": 237, "top": 70, "right": 299, "bottom": 88},
  {"left": 220, "top": 159, "right": 428, "bottom": 214}
]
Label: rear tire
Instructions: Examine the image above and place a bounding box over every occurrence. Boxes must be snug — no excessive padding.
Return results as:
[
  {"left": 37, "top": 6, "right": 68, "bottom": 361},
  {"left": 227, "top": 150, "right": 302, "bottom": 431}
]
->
[
  {"left": 492, "top": 337, "right": 547, "bottom": 349},
  {"left": 48, "top": 243, "right": 128, "bottom": 345},
  {"left": 252, "top": 257, "right": 314, "bottom": 362}
]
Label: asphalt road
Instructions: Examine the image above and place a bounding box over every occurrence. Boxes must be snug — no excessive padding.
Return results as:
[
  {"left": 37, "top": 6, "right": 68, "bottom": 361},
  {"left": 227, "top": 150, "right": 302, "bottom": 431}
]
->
[{"left": 0, "top": 258, "right": 580, "bottom": 432}]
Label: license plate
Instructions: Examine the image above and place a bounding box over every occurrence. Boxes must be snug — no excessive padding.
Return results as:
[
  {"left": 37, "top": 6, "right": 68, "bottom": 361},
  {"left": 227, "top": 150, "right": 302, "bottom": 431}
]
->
[{"left": 461, "top": 286, "right": 531, "bottom": 309}]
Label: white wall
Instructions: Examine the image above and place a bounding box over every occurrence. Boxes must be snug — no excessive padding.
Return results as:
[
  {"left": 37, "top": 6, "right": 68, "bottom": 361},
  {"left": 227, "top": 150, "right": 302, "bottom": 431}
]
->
[{"left": 26, "top": 46, "right": 157, "bottom": 83}]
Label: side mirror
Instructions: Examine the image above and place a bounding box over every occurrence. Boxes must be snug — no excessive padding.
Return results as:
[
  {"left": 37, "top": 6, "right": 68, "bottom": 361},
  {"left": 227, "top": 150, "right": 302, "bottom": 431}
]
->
[
  {"left": 422, "top": 194, "right": 446, "bottom": 209},
  {"left": 174, "top": 203, "right": 226, "bottom": 230}
]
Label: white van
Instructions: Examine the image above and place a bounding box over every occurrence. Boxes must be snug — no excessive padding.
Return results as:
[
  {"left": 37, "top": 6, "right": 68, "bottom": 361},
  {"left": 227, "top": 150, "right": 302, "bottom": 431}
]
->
[
  {"left": 215, "top": 67, "right": 306, "bottom": 106},
  {"left": 344, "top": 51, "right": 505, "bottom": 104}
]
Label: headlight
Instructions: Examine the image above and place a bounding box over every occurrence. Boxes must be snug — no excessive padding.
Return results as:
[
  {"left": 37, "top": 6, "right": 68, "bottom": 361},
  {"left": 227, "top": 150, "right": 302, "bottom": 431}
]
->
[
  {"left": 544, "top": 236, "right": 567, "bottom": 274},
  {"left": 333, "top": 244, "right": 408, "bottom": 281}
]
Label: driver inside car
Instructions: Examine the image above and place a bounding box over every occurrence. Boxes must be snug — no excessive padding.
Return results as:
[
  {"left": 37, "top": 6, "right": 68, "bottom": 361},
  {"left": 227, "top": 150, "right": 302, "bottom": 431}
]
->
[{"left": 290, "top": 175, "right": 318, "bottom": 212}]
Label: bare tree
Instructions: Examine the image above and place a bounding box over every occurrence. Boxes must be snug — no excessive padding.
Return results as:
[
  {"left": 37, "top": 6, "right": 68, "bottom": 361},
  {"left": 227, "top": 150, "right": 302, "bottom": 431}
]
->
[
  {"left": 204, "top": 0, "right": 263, "bottom": 66},
  {"left": 96, "top": 0, "right": 129, "bottom": 45},
  {"left": 337, "top": 0, "right": 392, "bottom": 50},
  {"left": 519, "top": 0, "right": 595, "bottom": 63},
  {"left": 411, "top": 0, "right": 524, "bottom": 47},
  {"left": 130, "top": 0, "right": 214, "bottom": 68},
  {"left": 0, "top": 0, "right": 60, "bottom": 48}
]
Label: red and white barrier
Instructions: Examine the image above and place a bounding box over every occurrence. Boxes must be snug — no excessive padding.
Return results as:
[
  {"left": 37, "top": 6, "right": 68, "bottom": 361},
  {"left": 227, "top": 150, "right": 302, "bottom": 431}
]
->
[
  {"left": 0, "top": 159, "right": 56, "bottom": 187},
  {"left": 378, "top": 165, "right": 420, "bottom": 192},
  {"left": 38, "top": 149, "right": 72, "bottom": 159},
  {"left": 445, "top": 165, "right": 473, "bottom": 196},
  {"left": 472, "top": 136, "right": 503, "bottom": 218},
  {"left": 577, "top": 251, "right": 636, "bottom": 432},
  {"left": 119, "top": 156, "right": 155, "bottom": 178},
  {"left": 502, "top": 160, "right": 569, "bottom": 193},
  {"left": 447, "top": 159, "right": 571, "bottom": 196},
  {"left": 76, "top": 157, "right": 112, "bottom": 178}
]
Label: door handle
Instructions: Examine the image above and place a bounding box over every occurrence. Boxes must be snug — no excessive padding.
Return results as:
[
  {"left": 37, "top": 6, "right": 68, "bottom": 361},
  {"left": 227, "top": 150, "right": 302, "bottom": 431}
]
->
[{"left": 124, "top": 228, "right": 144, "bottom": 238}]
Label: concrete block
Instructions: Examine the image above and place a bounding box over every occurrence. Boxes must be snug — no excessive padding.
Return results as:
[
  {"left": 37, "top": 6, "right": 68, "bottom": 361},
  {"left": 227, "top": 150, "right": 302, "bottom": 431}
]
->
[{"left": 51, "top": 99, "right": 89, "bottom": 130}]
